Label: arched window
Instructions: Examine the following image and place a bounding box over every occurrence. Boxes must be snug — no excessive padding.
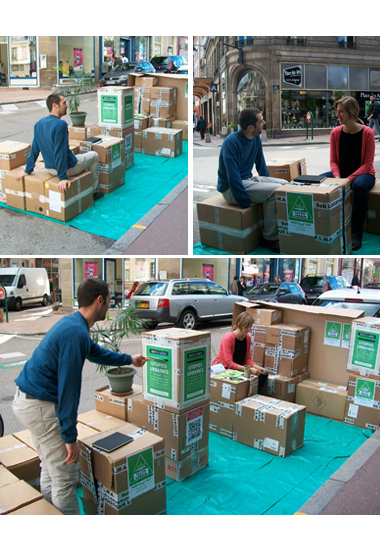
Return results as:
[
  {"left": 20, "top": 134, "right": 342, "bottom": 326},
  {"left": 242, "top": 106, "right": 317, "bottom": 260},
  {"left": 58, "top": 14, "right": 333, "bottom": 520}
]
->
[{"left": 236, "top": 70, "right": 267, "bottom": 122}]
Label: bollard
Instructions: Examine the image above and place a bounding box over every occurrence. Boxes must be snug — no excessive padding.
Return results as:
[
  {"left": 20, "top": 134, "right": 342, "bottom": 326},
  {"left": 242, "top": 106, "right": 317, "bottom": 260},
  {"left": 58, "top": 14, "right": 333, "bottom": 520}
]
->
[{"left": 205, "top": 133, "right": 211, "bottom": 143}]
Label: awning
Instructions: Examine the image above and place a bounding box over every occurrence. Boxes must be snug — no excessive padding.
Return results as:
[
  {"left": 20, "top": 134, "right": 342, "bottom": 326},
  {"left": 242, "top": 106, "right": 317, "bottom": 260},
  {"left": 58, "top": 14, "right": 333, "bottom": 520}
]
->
[{"left": 193, "top": 77, "right": 214, "bottom": 100}]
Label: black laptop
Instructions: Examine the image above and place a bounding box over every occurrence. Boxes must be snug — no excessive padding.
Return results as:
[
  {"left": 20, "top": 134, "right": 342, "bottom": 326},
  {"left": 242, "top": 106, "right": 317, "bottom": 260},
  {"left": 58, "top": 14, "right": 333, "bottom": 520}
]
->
[
  {"left": 293, "top": 175, "right": 327, "bottom": 184},
  {"left": 92, "top": 432, "right": 134, "bottom": 453}
]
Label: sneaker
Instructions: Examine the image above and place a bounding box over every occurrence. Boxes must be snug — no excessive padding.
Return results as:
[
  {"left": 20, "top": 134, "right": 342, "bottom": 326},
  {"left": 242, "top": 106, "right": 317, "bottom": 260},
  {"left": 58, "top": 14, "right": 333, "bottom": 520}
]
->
[
  {"left": 93, "top": 191, "right": 104, "bottom": 200},
  {"left": 261, "top": 237, "right": 280, "bottom": 253}
]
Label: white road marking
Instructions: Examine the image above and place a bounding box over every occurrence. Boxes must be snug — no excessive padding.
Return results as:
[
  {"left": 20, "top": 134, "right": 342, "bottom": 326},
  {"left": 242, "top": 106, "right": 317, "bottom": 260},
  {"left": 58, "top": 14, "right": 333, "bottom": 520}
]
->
[
  {"left": 35, "top": 100, "right": 47, "bottom": 108},
  {"left": 1, "top": 104, "right": 19, "bottom": 111},
  {"left": 0, "top": 335, "right": 14, "bottom": 345},
  {"left": 0, "top": 352, "right": 25, "bottom": 359}
]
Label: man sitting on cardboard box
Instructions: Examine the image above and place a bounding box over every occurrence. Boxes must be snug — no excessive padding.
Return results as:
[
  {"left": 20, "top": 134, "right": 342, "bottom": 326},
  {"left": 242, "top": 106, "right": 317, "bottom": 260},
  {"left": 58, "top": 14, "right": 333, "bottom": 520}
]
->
[
  {"left": 12, "top": 277, "right": 147, "bottom": 515},
  {"left": 217, "top": 108, "right": 287, "bottom": 253},
  {"left": 15, "top": 93, "right": 104, "bottom": 200}
]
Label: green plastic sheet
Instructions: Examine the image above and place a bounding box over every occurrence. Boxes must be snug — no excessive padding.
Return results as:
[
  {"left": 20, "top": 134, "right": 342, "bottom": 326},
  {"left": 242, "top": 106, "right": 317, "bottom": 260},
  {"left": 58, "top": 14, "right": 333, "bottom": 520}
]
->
[
  {"left": 0, "top": 143, "right": 188, "bottom": 241},
  {"left": 77, "top": 414, "right": 369, "bottom": 515},
  {"left": 193, "top": 232, "right": 380, "bottom": 256}
]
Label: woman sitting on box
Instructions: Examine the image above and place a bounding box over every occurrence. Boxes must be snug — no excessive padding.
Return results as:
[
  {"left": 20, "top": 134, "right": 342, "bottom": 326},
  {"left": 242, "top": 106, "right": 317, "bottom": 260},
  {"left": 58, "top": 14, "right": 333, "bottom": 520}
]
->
[
  {"left": 213, "top": 312, "right": 268, "bottom": 392},
  {"left": 320, "top": 96, "right": 376, "bottom": 251}
]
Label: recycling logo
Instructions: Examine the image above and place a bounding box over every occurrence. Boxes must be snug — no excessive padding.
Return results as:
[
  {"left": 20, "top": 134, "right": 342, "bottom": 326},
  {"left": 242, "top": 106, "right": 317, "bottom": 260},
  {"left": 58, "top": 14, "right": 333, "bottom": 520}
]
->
[
  {"left": 127, "top": 447, "right": 155, "bottom": 499},
  {"left": 286, "top": 192, "right": 315, "bottom": 236},
  {"left": 313, "top": 392, "right": 326, "bottom": 412},
  {"left": 289, "top": 196, "right": 313, "bottom": 221}
]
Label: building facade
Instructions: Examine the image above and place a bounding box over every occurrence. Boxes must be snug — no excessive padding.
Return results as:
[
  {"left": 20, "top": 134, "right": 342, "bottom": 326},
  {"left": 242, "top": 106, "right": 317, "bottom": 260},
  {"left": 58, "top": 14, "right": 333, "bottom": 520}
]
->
[
  {"left": 0, "top": 36, "right": 188, "bottom": 88},
  {"left": 194, "top": 36, "right": 380, "bottom": 138}
]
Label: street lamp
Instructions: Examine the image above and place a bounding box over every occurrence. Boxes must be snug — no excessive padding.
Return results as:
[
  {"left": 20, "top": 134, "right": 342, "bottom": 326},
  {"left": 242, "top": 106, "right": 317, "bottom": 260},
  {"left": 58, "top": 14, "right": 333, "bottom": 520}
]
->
[{"left": 223, "top": 42, "right": 244, "bottom": 64}]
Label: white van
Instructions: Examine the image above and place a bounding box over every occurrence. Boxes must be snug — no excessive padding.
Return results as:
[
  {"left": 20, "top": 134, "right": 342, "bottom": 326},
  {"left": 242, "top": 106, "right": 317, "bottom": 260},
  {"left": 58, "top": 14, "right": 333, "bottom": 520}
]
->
[{"left": 0, "top": 267, "right": 50, "bottom": 311}]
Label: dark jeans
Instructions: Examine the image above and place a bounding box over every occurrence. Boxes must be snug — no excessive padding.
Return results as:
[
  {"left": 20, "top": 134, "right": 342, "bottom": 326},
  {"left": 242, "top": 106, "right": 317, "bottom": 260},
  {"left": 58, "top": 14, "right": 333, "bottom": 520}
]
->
[{"left": 320, "top": 171, "right": 375, "bottom": 209}]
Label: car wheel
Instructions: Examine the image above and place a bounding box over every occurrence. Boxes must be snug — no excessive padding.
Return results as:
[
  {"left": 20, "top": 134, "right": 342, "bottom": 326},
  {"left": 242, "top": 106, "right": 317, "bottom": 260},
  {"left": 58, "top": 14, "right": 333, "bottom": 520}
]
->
[
  {"left": 15, "top": 298, "right": 22, "bottom": 312},
  {"left": 41, "top": 294, "right": 48, "bottom": 307},
  {"left": 178, "top": 309, "right": 197, "bottom": 330},
  {"left": 144, "top": 320, "right": 158, "bottom": 330}
]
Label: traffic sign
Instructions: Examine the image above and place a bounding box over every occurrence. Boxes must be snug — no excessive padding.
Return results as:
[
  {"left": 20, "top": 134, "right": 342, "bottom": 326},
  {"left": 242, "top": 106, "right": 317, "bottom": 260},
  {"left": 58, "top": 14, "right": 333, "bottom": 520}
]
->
[
  {"left": 0, "top": 287, "right": 4, "bottom": 300},
  {"left": 306, "top": 112, "right": 311, "bottom": 123}
]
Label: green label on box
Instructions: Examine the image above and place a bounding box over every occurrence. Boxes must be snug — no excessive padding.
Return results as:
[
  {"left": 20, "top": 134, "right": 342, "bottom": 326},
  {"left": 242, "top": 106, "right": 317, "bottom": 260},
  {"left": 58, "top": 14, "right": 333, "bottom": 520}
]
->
[
  {"left": 127, "top": 447, "right": 154, "bottom": 499},
  {"left": 183, "top": 347, "right": 207, "bottom": 402},
  {"left": 355, "top": 378, "right": 376, "bottom": 407},
  {"left": 101, "top": 95, "right": 118, "bottom": 124},
  {"left": 146, "top": 346, "right": 172, "bottom": 399},
  {"left": 352, "top": 330, "right": 380, "bottom": 370},
  {"left": 342, "top": 323, "right": 352, "bottom": 349},
  {"left": 286, "top": 192, "right": 315, "bottom": 236},
  {"left": 324, "top": 321, "right": 342, "bottom": 347},
  {"left": 111, "top": 142, "right": 121, "bottom": 167},
  {"left": 123, "top": 95, "right": 133, "bottom": 125}
]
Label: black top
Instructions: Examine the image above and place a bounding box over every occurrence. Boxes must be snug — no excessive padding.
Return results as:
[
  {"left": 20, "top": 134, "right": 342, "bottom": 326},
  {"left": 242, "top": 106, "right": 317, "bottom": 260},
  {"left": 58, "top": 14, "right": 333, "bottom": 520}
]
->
[
  {"left": 339, "top": 128, "right": 363, "bottom": 178},
  {"left": 233, "top": 336, "right": 247, "bottom": 366}
]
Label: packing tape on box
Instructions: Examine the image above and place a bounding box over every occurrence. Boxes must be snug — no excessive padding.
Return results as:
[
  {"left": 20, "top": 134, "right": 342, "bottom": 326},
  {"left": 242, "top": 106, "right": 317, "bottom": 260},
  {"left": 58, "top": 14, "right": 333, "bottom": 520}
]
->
[
  {"left": 4, "top": 188, "right": 26, "bottom": 197},
  {"left": 25, "top": 192, "right": 45, "bottom": 203},
  {"left": 0, "top": 442, "right": 27, "bottom": 453},
  {"left": 46, "top": 185, "right": 92, "bottom": 213},
  {"left": 198, "top": 219, "right": 263, "bottom": 240}
]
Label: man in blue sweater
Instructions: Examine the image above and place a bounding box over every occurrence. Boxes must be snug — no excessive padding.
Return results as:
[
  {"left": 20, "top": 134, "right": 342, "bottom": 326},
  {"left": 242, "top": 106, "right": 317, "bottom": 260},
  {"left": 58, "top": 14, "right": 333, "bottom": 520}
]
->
[
  {"left": 12, "top": 277, "right": 147, "bottom": 514},
  {"left": 218, "top": 108, "right": 287, "bottom": 253},
  {"left": 16, "top": 93, "right": 103, "bottom": 200}
]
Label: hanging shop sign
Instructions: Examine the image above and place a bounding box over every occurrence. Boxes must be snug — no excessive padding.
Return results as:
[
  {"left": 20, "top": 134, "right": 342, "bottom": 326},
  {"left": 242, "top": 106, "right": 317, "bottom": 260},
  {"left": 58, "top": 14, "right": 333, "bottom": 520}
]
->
[{"left": 283, "top": 66, "right": 302, "bottom": 87}]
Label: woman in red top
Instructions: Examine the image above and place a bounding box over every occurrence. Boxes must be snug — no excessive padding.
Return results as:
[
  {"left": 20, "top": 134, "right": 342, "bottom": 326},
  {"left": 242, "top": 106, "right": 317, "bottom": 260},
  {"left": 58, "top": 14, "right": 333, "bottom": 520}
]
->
[
  {"left": 126, "top": 281, "right": 138, "bottom": 299},
  {"left": 213, "top": 312, "right": 267, "bottom": 391},
  {"left": 321, "top": 96, "right": 376, "bottom": 251}
]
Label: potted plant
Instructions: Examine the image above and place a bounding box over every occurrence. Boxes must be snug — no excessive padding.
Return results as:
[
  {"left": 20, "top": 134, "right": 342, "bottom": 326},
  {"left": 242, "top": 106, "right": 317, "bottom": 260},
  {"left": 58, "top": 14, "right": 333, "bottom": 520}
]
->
[
  {"left": 53, "top": 66, "right": 96, "bottom": 126},
  {"left": 90, "top": 305, "right": 146, "bottom": 395},
  {"left": 227, "top": 123, "right": 237, "bottom": 134}
]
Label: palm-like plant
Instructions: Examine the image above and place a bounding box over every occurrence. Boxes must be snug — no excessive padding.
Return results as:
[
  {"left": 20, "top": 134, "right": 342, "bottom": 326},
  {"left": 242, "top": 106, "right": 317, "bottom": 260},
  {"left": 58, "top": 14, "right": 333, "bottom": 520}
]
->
[
  {"left": 53, "top": 66, "right": 95, "bottom": 115},
  {"left": 90, "top": 305, "right": 146, "bottom": 375}
]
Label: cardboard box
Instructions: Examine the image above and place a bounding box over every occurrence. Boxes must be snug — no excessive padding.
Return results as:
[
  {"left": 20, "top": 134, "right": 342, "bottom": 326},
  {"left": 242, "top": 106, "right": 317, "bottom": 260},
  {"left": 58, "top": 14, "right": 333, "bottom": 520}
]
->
[
  {"left": 80, "top": 136, "right": 125, "bottom": 166},
  {"left": 134, "top": 115, "right": 152, "bottom": 132},
  {"left": 248, "top": 307, "right": 283, "bottom": 326},
  {"left": 3, "top": 165, "right": 27, "bottom": 210},
  {"left": 0, "top": 140, "right": 31, "bottom": 171},
  {"left": 141, "top": 128, "right": 182, "bottom": 158},
  {"left": 0, "top": 464, "right": 19, "bottom": 489},
  {"left": 98, "top": 161, "right": 126, "bottom": 194},
  {"left": 347, "top": 373, "right": 380, "bottom": 409},
  {"left": 13, "top": 430, "right": 37, "bottom": 451},
  {"left": 264, "top": 323, "right": 310, "bottom": 377},
  {"left": 77, "top": 409, "right": 127, "bottom": 432},
  {"left": 344, "top": 399, "right": 380, "bottom": 430},
  {"left": 197, "top": 195, "right": 263, "bottom": 254},
  {"left": 209, "top": 401, "right": 236, "bottom": 439},
  {"left": 233, "top": 301, "right": 365, "bottom": 386},
  {"left": 8, "top": 497, "right": 63, "bottom": 515},
  {"left": 295, "top": 379, "right": 348, "bottom": 421},
  {"left": 252, "top": 342, "right": 265, "bottom": 365},
  {"left": 97, "top": 87, "right": 134, "bottom": 128},
  {"left": 68, "top": 124, "right": 99, "bottom": 141},
  {"left": 44, "top": 170, "right": 94, "bottom": 222},
  {"left": 266, "top": 157, "right": 307, "bottom": 182},
  {"left": 127, "top": 394, "right": 209, "bottom": 462},
  {"left": 210, "top": 370, "right": 258, "bottom": 405},
  {"left": 142, "top": 327, "right": 211, "bottom": 413},
  {"left": 0, "top": 435, "right": 40, "bottom": 481},
  {"left": 96, "top": 126, "right": 134, "bottom": 155},
  {"left": 250, "top": 323, "right": 268, "bottom": 345},
  {"left": 149, "top": 116, "right": 177, "bottom": 129},
  {"left": 234, "top": 395, "right": 306, "bottom": 457},
  {"left": 165, "top": 446, "right": 208, "bottom": 482},
  {"left": 134, "top": 87, "right": 151, "bottom": 116},
  {"left": 0, "top": 172, "right": 7, "bottom": 203},
  {"left": 134, "top": 75, "right": 159, "bottom": 88},
  {"left": 76, "top": 423, "right": 100, "bottom": 441},
  {"left": 150, "top": 87, "right": 177, "bottom": 118},
  {"left": 347, "top": 318, "right": 380, "bottom": 378},
  {"left": 366, "top": 181, "right": 380, "bottom": 234},
  {"left": 172, "top": 120, "right": 188, "bottom": 140},
  {"left": 263, "top": 372, "right": 309, "bottom": 402},
  {"left": 0, "top": 480, "right": 43, "bottom": 514},
  {"left": 24, "top": 169, "right": 53, "bottom": 215},
  {"left": 79, "top": 423, "right": 166, "bottom": 514},
  {"left": 275, "top": 178, "right": 352, "bottom": 255},
  {"left": 37, "top": 141, "right": 79, "bottom": 161},
  {"left": 95, "top": 385, "right": 142, "bottom": 421}
]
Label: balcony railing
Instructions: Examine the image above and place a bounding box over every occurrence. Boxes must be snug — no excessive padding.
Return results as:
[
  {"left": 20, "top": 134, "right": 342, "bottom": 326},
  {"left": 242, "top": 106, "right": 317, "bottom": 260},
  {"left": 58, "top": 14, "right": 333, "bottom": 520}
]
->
[
  {"left": 286, "top": 37, "right": 306, "bottom": 46},
  {"left": 235, "top": 38, "right": 254, "bottom": 49},
  {"left": 338, "top": 41, "right": 356, "bottom": 49}
]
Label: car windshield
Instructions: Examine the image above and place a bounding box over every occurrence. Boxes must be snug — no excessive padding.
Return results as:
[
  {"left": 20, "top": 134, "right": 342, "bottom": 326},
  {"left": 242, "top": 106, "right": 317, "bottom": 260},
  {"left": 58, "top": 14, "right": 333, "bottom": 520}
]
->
[
  {"left": 247, "top": 284, "right": 279, "bottom": 295},
  {"left": 301, "top": 277, "right": 325, "bottom": 289},
  {"left": 0, "top": 274, "right": 16, "bottom": 286},
  {"left": 152, "top": 57, "right": 169, "bottom": 64},
  {"left": 114, "top": 63, "right": 135, "bottom": 72},
  {"left": 134, "top": 282, "right": 167, "bottom": 296},
  {"left": 313, "top": 300, "right": 380, "bottom": 317}
]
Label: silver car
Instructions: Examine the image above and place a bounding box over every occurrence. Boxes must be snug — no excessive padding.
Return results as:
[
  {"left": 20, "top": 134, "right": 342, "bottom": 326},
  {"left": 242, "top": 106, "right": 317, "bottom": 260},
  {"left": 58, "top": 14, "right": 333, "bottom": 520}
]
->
[{"left": 126, "top": 278, "right": 248, "bottom": 329}]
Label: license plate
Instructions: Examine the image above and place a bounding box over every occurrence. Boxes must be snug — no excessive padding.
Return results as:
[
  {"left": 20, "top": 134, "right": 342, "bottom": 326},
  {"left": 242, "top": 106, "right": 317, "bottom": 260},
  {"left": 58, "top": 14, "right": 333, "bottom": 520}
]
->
[
  {"left": 108, "top": 80, "right": 115, "bottom": 84},
  {"left": 137, "top": 301, "right": 149, "bottom": 308}
]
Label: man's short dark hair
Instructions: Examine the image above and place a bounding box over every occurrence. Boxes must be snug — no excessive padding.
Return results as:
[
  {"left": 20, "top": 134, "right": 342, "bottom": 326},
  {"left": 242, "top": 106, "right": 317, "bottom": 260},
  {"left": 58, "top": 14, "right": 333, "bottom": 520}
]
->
[
  {"left": 238, "top": 108, "right": 261, "bottom": 130},
  {"left": 77, "top": 278, "right": 110, "bottom": 308},
  {"left": 46, "top": 93, "right": 63, "bottom": 112},
  {"left": 234, "top": 276, "right": 238, "bottom": 281}
]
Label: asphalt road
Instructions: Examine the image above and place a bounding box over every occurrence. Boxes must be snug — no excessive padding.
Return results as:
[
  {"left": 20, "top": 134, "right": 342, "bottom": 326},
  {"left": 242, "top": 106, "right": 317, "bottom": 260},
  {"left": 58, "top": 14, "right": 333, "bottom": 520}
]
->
[
  {"left": 193, "top": 142, "right": 380, "bottom": 244},
  {"left": 0, "top": 93, "right": 116, "bottom": 254},
  {"left": 0, "top": 307, "right": 231, "bottom": 437}
]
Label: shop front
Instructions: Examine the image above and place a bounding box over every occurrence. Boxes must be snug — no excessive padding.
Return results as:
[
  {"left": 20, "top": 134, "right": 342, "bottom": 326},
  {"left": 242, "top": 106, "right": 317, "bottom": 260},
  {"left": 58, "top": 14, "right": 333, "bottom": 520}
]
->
[
  {"left": 236, "top": 69, "right": 267, "bottom": 124},
  {"left": 57, "top": 37, "right": 96, "bottom": 83},
  {"left": 8, "top": 36, "right": 38, "bottom": 87}
]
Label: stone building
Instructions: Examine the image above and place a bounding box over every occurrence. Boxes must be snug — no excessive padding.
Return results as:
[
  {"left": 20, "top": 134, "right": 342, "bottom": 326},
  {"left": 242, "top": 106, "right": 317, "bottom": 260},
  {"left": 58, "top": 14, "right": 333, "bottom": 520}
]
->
[{"left": 193, "top": 36, "right": 380, "bottom": 138}]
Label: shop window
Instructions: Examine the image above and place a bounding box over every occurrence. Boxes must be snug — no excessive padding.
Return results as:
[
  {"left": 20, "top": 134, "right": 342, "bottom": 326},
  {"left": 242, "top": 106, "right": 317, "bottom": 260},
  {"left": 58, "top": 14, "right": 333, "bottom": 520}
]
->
[
  {"left": 370, "top": 70, "right": 380, "bottom": 88},
  {"left": 9, "top": 36, "right": 37, "bottom": 86},
  {"left": 327, "top": 65, "right": 348, "bottom": 89},
  {"left": 350, "top": 66, "right": 370, "bottom": 90},
  {"left": 237, "top": 70, "right": 266, "bottom": 122},
  {"left": 57, "top": 36, "right": 94, "bottom": 80},
  {"left": 305, "top": 65, "right": 327, "bottom": 90},
  {"left": 281, "top": 90, "right": 346, "bottom": 129}
]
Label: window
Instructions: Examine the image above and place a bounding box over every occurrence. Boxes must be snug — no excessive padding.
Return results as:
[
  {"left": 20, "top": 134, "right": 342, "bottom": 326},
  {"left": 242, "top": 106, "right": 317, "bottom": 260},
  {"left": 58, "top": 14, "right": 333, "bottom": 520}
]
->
[
  {"left": 190, "top": 282, "right": 209, "bottom": 295},
  {"left": 288, "top": 283, "right": 299, "bottom": 293},
  {"left": 18, "top": 275, "right": 26, "bottom": 288},
  {"left": 207, "top": 282, "right": 227, "bottom": 295},
  {"left": 136, "top": 282, "right": 167, "bottom": 296},
  {"left": 338, "top": 37, "right": 355, "bottom": 49},
  {"left": 172, "top": 282, "right": 189, "bottom": 295},
  {"left": 286, "top": 36, "right": 306, "bottom": 46}
]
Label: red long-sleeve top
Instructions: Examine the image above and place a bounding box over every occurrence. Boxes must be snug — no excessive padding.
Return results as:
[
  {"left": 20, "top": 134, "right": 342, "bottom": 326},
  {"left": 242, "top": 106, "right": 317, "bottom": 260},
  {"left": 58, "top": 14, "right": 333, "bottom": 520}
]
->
[
  {"left": 212, "top": 331, "right": 254, "bottom": 370},
  {"left": 330, "top": 124, "right": 376, "bottom": 182}
]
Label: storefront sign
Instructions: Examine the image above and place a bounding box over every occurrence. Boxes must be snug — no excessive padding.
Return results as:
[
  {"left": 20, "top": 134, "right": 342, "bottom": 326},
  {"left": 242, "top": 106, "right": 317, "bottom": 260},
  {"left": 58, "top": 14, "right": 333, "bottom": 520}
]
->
[{"left": 283, "top": 66, "right": 302, "bottom": 87}]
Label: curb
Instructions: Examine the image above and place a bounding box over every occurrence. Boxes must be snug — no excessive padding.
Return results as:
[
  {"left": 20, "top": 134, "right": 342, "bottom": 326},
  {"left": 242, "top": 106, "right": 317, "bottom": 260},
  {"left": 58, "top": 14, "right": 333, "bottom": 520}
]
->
[
  {"left": 104, "top": 178, "right": 188, "bottom": 255},
  {"left": 297, "top": 428, "right": 380, "bottom": 514},
  {"left": 194, "top": 140, "right": 331, "bottom": 148}
]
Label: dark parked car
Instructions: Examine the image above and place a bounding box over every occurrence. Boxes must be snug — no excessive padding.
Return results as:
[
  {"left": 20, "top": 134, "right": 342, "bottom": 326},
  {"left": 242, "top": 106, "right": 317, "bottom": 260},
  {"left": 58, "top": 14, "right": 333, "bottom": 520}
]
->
[
  {"left": 125, "top": 278, "right": 248, "bottom": 330},
  {"left": 300, "top": 274, "right": 351, "bottom": 304},
  {"left": 100, "top": 61, "right": 155, "bottom": 86},
  {"left": 364, "top": 282, "right": 380, "bottom": 289},
  {"left": 150, "top": 55, "right": 187, "bottom": 73},
  {"left": 245, "top": 282, "right": 306, "bottom": 304}
]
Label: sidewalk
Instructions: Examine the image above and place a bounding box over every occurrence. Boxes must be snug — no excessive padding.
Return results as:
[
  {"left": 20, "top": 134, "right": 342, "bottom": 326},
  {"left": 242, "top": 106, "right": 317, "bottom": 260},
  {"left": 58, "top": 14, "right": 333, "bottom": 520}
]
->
[
  {"left": 1, "top": 307, "right": 380, "bottom": 515},
  {"left": 193, "top": 129, "right": 331, "bottom": 147},
  {"left": 0, "top": 87, "right": 188, "bottom": 255}
]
